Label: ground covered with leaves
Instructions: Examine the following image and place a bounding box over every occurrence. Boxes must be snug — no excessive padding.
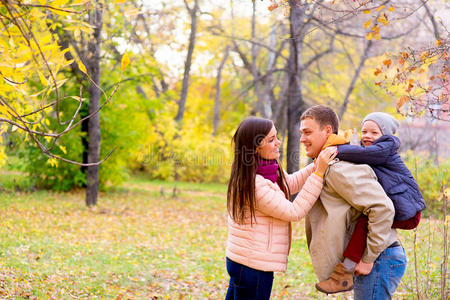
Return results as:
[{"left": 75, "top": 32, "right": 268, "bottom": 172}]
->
[{"left": 0, "top": 175, "right": 445, "bottom": 299}]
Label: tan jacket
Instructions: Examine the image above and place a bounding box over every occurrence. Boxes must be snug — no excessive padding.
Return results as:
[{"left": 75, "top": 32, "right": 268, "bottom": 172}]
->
[
  {"left": 305, "top": 159, "right": 397, "bottom": 281},
  {"left": 226, "top": 163, "right": 324, "bottom": 272}
]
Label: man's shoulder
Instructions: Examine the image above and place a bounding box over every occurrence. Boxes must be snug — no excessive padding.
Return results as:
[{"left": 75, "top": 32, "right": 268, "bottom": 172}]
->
[
  {"left": 328, "top": 159, "right": 373, "bottom": 172},
  {"left": 326, "top": 159, "right": 376, "bottom": 180}
]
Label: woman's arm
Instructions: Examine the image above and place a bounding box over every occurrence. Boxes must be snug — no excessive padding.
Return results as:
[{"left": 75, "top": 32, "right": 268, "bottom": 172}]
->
[
  {"left": 284, "top": 163, "right": 315, "bottom": 195},
  {"left": 255, "top": 147, "right": 337, "bottom": 221},
  {"left": 255, "top": 173, "right": 323, "bottom": 222}
]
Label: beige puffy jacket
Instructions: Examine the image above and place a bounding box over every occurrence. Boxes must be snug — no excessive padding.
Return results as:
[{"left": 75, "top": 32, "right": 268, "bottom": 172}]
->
[{"left": 226, "top": 163, "right": 324, "bottom": 272}]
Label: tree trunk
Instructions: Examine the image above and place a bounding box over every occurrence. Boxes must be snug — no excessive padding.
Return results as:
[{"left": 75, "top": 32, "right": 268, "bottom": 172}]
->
[
  {"left": 338, "top": 39, "right": 373, "bottom": 120},
  {"left": 262, "top": 25, "right": 277, "bottom": 119},
  {"left": 175, "top": 0, "right": 199, "bottom": 125},
  {"left": 286, "top": 1, "right": 306, "bottom": 173},
  {"left": 251, "top": 0, "right": 265, "bottom": 118},
  {"left": 213, "top": 46, "right": 230, "bottom": 136},
  {"left": 85, "top": 1, "right": 103, "bottom": 207}
]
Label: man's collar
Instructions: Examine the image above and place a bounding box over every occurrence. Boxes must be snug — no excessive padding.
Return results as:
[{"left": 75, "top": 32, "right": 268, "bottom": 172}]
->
[{"left": 321, "top": 133, "right": 350, "bottom": 150}]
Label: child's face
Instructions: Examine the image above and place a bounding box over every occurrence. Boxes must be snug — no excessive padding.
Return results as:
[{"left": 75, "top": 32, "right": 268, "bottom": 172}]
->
[{"left": 361, "top": 120, "right": 383, "bottom": 146}]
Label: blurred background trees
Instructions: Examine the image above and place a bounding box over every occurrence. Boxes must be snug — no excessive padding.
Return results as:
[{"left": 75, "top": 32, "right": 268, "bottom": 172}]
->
[{"left": 1, "top": 0, "right": 448, "bottom": 215}]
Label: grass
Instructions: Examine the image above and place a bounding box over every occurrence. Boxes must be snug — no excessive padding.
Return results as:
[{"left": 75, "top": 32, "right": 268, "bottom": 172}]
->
[{"left": 0, "top": 175, "right": 446, "bottom": 299}]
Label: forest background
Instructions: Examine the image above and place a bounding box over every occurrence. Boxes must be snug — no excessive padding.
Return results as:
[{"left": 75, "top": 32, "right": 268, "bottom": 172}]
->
[{"left": 0, "top": 0, "right": 449, "bottom": 298}]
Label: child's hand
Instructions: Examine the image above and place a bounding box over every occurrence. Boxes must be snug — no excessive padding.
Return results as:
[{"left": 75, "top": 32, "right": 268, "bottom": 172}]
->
[
  {"left": 315, "top": 147, "right": 337, "bottom": 176},
  {"left": 354, "top": 261, "right": 374, "bottom": 276}
]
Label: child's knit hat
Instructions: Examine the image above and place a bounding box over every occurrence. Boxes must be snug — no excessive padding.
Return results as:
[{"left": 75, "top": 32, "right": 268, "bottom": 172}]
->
[{"left": 362, "top": 112, "right": 399, "bottom": 135}]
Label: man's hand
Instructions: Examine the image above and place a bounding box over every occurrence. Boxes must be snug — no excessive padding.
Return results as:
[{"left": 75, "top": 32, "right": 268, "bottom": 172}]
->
[{"left": 354, "top": 261, "right": 374, "bottom": 276}]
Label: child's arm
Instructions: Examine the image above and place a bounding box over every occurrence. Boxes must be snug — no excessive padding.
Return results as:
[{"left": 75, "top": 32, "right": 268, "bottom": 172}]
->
[{"left": 336, "top": 135, "right": 399, "bottom": 165}]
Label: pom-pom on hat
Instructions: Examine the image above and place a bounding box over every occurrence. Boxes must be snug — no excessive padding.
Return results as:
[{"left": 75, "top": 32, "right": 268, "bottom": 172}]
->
[{"left": 362, "top": 112, "right": 399, "bottom": 135}]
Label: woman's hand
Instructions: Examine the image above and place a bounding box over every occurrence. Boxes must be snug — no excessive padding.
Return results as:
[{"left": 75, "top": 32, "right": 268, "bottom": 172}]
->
[{"left": 314, "top": 147, "right": 337, "bottom": 176}]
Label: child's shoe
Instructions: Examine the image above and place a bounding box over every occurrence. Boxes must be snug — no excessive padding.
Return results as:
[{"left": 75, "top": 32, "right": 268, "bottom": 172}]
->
[{"left": 315, "top": 262, "right": 354, "bottom": 294}]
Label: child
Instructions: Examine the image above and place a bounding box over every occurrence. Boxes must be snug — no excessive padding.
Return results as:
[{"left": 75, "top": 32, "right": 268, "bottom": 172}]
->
[
  {"left": 226, "top": 116, "right": 337, "bottom": 300},
  {"left": 315, "top": 112, "right": 426, "bottom": 294}
]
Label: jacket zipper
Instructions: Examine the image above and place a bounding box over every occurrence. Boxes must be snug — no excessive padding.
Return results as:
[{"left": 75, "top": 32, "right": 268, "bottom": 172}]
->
[{"left": 267, "top": 222, "right": 273, "bottom": 251}]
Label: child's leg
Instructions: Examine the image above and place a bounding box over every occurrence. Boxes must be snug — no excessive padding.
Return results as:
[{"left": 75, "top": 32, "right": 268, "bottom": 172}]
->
[
  {"left": 392, "top": 211, "right": 421, "bottom": 230},
  {"left": 315, "top": 215, "right": 368, "bottom": 294},
  {"left": 343, "top": 214, "right": 368, "bottom": 264}
]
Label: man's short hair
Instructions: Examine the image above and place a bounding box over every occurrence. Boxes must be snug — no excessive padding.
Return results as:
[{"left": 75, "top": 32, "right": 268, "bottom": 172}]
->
[{"left": 301, "top": 105, "right": 339, "bottom": 134}]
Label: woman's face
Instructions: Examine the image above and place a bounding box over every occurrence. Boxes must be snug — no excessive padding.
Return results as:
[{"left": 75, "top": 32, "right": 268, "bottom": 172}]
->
[
  {"left": 256, "top": 125, "right": 281, "bottom": 160},
  {"left": 361, "top": 120, "right": 383, "bottom": 146}
]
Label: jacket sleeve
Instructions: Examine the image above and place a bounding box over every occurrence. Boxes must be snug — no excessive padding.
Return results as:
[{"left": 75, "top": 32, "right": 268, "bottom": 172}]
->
[
  {"left": 325, "top": 162, "right": 395, "bottom": 262},
  {"left": 284, "top": 163, "right": 315, "bottom": 195},
  {"left": 337, "top": 140, "right": 394, "bottom": 165},
  {"left": 255, "top": 173, "right": 323, "bottom": 222}
]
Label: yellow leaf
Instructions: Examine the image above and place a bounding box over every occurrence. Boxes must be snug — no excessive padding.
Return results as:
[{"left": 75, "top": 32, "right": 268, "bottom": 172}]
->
[
  {"left": 70, "top": 0, "right": 90, "bottom": 5},
  {"left": 388, "top": 6, "right": 395, "bottom": 12},
  {"left": 70, "top": 96, "right": 84, "bottom": 102},
  {"left": 363, "top": 19, "right": 372, "bottom": 29},
  {"left": 436, "top": 39, "right": 442, "bottom": 46},
  {"left": 59, "top": 145, "right": 67, "bottom": 154},
  {"left": 64, "top": 59, "right": 75, "bottom": 67},
  {"left": 48, "top": 7, "right": 75, "bottom": 16},
  {"left": 372, "top": 24, "right": 380, "bottom": 34},
  {"left": 46, "top": 157, "right": 58, "bottom": 167},
  {"left": 420, "top": 51, "right": 429, "bottom": 60},
  {"left": 78, "top": 61, "right": 87, "bottom": 75},
  {"left": 397, "top": 96, "right": 409, "bottom": 109},
  {"left": 121, "top": 52, "right": 130, "bottom": 70},
  {"left": 114, "top": 0, "right": 127, "bottom": 3},
  {"left": 374, "top": 33, "right": 381, "bottom": 40},
  {"left": 366, "top": 32, "right": 374, "bottom": 40},
  {"left": 363, "top": 10, "right": 371, "bottom": 14},
  {"left": 52, "top": 0, "right": 70, "bottom": 6},
  {"left": 383, "top": 59, "right": 392, "bottom": 68},
  {"left": 377, "top": 13, "right": 389, "bottom": 26},
  {"left": 375, "top": 5, "right": 385, "bottom": 12},
  {"left": 0, "top": 105, "right": 9, "bottom": 116},
  {"left": 38, "top": 71, "right": 48, "bottom": 86}
]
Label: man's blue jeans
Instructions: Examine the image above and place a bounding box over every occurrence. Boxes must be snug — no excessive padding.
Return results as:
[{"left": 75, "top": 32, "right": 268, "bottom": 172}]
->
[
  {"left": 225, "top": 257, "right": 274, "bottom": 300},
  {"left": 354, "top": 245, "right": 407, "bottom": 300}
]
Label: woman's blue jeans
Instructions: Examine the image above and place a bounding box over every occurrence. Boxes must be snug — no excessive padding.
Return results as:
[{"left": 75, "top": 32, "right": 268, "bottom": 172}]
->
[
  {"left": 225, "top": 257, "right": 274, "bottom": 300},
  {"left": 354, "top": 245, "right": 407, "bottom": 300}
]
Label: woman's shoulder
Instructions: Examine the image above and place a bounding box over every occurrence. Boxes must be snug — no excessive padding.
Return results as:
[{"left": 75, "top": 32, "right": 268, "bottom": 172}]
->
[{"left": 255, "top": 175, "right": 280, "bottom": 191}]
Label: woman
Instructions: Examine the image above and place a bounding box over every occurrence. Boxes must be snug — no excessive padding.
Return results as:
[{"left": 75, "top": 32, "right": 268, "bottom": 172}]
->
[{"left": 225, "top": 117, "right": 337, "bottom": 299}]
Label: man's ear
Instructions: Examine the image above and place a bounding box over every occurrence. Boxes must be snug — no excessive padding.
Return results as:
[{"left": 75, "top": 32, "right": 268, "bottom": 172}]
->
[{"left": 325, "top": 124, "right": 333, "bottom": 136}]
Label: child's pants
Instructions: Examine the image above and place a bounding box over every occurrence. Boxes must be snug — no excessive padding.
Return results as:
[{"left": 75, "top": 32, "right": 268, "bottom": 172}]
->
[{"left": 343, "top": 211, "right": 421, "bottom": 263}]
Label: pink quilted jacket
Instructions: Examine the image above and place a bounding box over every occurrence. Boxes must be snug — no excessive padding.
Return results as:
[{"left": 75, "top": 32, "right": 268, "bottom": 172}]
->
[{"left": 226, "top": 163, "right": 323, "bottom": 272}]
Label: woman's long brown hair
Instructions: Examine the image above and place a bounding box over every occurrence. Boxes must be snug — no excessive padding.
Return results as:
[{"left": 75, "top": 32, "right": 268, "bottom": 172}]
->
[{"left": 227, "top": 117, "right": 290, "bottom": 225}]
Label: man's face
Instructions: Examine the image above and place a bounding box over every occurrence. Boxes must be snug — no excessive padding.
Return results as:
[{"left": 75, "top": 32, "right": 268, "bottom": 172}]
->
[{"left": 300, "top": 117, "right": 331, "bottom": 158}]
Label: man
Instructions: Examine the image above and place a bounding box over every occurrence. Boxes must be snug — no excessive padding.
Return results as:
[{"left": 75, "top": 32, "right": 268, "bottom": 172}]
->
[{"left": 299, "top": 105, "right": 407, "bottom": 299}]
